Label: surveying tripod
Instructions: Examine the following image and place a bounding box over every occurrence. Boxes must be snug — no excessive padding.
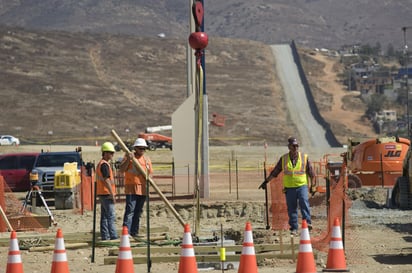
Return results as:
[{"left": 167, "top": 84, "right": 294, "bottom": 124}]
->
[{"left": 21, "top": 184, "right": 58, "bottom": 226}]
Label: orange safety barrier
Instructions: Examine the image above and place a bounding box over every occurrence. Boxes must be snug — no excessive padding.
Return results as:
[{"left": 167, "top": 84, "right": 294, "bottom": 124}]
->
[
  {"left": 80, "top": 166, "right": 94, "bottom": 211},
  {"left": 312, "top": 162, "right": 352, "bottom": 252},
  {"left": 268, "top": 160, "right": 352, "bottom": 254},
  {"left": 269, "top": 173, "right": 289, "bottom": 231},
  {"left": 1, "top": 176, "right": 49, "bottom": 232}
]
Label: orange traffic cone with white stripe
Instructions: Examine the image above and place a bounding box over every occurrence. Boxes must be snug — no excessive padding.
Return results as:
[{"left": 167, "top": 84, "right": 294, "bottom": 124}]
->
[
  {"left": 178, "top": 223, "right": 198, "bottom": 273},
  {"left": 237, "top": 221, "right": 258, "bottom": 273},
  {"left": 115, "top": 226, "right": 135, "bottom": 273},
  {"left": 296, "top": 219, "right": 317, "bottom": 273},
  {"left": 51, "top": 229, "right": 70, "bottom": 273},
  {"left": 6, "top": 231, "right": 24, "bottom": 273},
  {"left": 323, "top": 217, "right": 349, "bottom": 272}
]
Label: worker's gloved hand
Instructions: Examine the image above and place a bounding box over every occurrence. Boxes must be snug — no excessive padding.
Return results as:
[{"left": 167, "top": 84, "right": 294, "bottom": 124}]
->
[
  {"left": 310, "top": 185, "right": 316, "bottom": 196},
  {"left": 258, "top": 180, "right": 269, "bottom": 190},
  {"left": 126, "top": 152, "right": 134, "bottom": 160}
]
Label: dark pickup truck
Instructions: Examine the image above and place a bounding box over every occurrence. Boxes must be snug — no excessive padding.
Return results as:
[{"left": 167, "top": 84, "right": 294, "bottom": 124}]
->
[{"left": 30, "top": 151, "right": 83, "bottom": 197}]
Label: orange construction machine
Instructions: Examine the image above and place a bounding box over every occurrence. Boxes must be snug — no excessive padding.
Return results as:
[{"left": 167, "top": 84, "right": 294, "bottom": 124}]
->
[
  {"left": 342, "top": 136, "right": 410, "bottom": 188},
  {"left": 138, "top": 132, "right": 172, "bottom": 151}
]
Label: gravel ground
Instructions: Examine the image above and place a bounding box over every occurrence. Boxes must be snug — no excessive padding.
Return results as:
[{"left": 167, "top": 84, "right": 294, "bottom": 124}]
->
[{"left": 1, "top": 184, "right": 411, "bottom": 273}]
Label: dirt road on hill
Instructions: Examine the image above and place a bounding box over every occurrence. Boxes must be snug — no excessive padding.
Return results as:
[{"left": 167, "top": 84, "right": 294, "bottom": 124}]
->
[{"left": 310, "top": 52, "right": 376, "bottom": 138}]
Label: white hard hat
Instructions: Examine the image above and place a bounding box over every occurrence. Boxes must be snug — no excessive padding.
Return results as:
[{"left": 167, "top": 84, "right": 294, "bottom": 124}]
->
[{"left": 133, "top": 138, "right": 148, "bottom": 147}]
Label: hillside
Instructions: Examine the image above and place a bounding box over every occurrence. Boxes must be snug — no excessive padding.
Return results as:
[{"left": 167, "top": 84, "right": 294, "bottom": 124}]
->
[
  {"left": 298, "top": 49, "right": 378, "bottom": 144},
  {"left": 0, "top": 0, "right": 411, "bottom": 49},
  {"left": 0, "top": 26, "right": 299, "bottom": 146}
]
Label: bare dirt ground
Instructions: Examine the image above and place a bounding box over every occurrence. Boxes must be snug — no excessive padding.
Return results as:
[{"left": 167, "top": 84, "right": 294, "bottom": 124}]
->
[{"left": 0, "top": 145, "right": 411, "bottom": 273}]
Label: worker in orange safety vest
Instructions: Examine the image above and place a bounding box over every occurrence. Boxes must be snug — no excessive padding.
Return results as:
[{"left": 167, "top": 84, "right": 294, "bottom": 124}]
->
[
  {"left": 119, "top": 137, "right": 153, "bottom": 238},
  {"left": 96, "top": 142, "right": 118, "bottom": 240}
]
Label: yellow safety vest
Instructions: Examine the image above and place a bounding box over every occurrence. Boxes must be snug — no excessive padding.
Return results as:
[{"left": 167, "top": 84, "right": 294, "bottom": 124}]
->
[{"left": 282, "top": 152, "right": 308, "bottom": 188}]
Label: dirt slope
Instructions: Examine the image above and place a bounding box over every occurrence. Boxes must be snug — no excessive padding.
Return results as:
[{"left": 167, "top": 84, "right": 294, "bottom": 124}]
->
[{"left": 300, "top": 50, "right": 378, "bottom": 144}]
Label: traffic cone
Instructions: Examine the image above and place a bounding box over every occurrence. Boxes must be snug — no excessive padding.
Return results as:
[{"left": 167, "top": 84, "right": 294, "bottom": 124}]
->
[
  {"left": 6, "top": 231, "right": 24, "bottom": 273},
  {"left": 237, "top": 221, "right": 258, "bottom": 273},
  {"left": 296, "top": 219, "right": 317, "bottom": 273},
  {"left": 115, "top": 226, "right": 135, "bottom": 273},
  {"left": 178, "top": 223, "right": 198, "bottom": 273},
  {"left": 323, "top": 217, "right": 349, "bottom": 272},
  {"left": 50, "top": 229, "right": 70, "bottom": 273}
]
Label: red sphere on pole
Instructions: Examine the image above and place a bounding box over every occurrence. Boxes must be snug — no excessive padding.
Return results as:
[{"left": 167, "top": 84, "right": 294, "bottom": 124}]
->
[{"left": 188, "top": 32, "right": 208, "bottom": 50}]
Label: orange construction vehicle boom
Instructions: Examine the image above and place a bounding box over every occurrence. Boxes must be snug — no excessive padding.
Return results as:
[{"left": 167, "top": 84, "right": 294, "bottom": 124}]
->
[{"left": 344, "top": 136, "right": 410, "bottom": 188}]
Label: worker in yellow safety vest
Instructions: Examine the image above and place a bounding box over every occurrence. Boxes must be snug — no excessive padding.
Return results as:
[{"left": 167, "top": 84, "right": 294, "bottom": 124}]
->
[{"left": 259, "top": 137, "right": 315, "bottom": 236}]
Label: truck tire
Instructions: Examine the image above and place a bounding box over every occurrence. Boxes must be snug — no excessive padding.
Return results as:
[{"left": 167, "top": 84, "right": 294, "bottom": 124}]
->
[
  {"left": 347, "top": 174, "right": 362, "bottom": 188},
  {"left": 148, "top": 143, "right": 156, "bottom": 151},
  {"left": 391, "top": 176, "right": 411, "bottom": 209}
]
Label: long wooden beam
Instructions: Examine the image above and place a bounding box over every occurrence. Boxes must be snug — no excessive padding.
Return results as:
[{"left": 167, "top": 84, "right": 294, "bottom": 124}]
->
[{"left": 111, "top": 129, "right": 186, "bottom": 227}]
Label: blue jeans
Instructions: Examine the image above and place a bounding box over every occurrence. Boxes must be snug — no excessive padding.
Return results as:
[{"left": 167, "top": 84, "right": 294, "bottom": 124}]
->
[
  {"left": 99, "top": 195, "right": 118, "bottom": 240},
  {"left": 123, "top": 194, "right": 146, "bottom": 236},
  {"left": 285, "top": 185, "right": 311, "bottom": 231}
]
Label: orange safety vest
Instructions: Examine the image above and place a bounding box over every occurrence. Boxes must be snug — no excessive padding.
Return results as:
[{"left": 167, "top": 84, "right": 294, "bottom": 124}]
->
[
  {"left": 96, "top": 159, "right": 116, "bottom": 195},
  {"left": 124, "top": 155, "right": 153, "bottom": 195}
]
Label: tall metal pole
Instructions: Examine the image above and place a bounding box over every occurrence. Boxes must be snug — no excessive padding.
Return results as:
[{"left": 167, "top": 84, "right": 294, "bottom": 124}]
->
[
  {"left": 146, "top": 167, "right": 151, "bottom": 272},
  {"left": 189, "top": 0, "right": 209, "bottom": 236},
  {"left": 187, "top": 0, "right": 196, "bottom": 97},
  {"left": 200, "top": 0, "right": 210, "bottom": 199}
]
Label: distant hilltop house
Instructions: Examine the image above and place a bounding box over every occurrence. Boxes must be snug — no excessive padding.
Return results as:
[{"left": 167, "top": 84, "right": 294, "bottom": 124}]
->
[
  {"left": 347, "top": 61, "right": 412, "bottom": 102},
  {"left": 373, "top": 110, "right": 397, "bottom": 122},
  {"left": 339, "top": 48, "right": 412, "bottom": 135}
]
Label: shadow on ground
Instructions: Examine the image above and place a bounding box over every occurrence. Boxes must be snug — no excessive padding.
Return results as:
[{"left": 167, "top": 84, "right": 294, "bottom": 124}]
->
[
  {"left": 373, "top": 253, "right": 412, "bottom": 265},
  {"left": 385, "top": 223, "right": 412, "bottom": 235}
]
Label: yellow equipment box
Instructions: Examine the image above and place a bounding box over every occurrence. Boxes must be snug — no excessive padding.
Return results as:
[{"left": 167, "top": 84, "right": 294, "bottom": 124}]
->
[{"left": 54, "top": 162, "right": 81, "bottom": 190}]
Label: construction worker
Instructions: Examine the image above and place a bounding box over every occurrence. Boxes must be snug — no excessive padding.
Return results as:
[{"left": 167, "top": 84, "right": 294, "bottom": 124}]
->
[
  {"left": 259, "top": 137, "right": 315, "bottom": 235},
  {"left": 119, "top": 137, "right": 153, "bottom": 238},
  {"left": 96, "top": 142, "right": 118, "bottom": 240}
]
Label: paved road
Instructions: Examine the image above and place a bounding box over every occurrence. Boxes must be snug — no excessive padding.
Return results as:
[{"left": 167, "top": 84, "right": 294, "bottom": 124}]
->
[{"left": 270, "top": 44, "right": 332, "bottom": 156}]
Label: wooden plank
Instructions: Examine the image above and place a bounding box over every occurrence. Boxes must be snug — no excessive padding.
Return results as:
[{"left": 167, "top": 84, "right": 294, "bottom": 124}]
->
[
  {"left": 104, "top": 252, "right": 296, "bottom": 265},
  {"left": 0, "top": 226, "right": 169, "bottom": 246},
  {"left": 0, "top": 206, "right": 13, "bottom": 231},
  {"left": 29, "top": 243, "right": 89, "bottom": 252},
  {"left": 108, "top": 244, "right": 297, "bottom": 256}
]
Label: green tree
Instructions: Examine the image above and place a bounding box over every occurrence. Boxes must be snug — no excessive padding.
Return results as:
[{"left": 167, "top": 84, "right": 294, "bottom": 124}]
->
[{"left": 366, "top": 93, "right": 387, "bottom": 116}]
